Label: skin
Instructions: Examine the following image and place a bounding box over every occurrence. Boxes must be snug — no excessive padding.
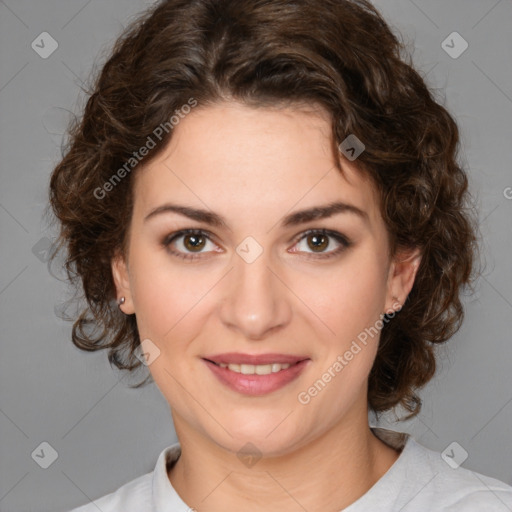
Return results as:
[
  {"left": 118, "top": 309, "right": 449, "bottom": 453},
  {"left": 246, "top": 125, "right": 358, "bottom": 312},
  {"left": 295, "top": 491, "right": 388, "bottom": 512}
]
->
[{"left": 112, "top": 101, "right": 421, "bottom": 512}]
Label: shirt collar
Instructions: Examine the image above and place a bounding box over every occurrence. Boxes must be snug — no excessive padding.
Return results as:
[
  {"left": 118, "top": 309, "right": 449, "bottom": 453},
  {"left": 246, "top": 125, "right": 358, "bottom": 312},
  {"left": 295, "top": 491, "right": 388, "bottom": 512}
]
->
[{"left": 151, "top": 442, "right": 190, "bottom": 512}]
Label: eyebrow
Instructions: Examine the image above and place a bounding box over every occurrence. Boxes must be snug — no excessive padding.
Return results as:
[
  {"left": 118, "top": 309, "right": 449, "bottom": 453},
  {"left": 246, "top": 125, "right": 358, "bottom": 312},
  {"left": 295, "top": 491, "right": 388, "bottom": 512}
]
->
[{"left": 143, "top": 200, "right": 369, "bottom": 228}]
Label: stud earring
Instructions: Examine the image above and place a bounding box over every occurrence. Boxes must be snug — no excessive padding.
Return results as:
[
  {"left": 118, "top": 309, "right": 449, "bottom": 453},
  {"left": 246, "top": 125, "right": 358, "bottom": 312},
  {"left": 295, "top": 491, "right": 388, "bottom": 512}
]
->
[{"left": 118, "top": 297, "right": 125, "bottom": 309}]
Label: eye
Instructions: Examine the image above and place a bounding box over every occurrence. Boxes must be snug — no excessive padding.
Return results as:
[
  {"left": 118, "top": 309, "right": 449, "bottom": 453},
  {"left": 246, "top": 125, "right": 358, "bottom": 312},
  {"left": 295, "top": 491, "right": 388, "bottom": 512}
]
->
[
  {"left": 162, "top": 228, "right": 351, "bottom": 261},
  {"left": 290, "top": 229, "right": 351, "bottom": 259},
  {"left": 162, "top": 229, "right": 220, "bottom": 260}
]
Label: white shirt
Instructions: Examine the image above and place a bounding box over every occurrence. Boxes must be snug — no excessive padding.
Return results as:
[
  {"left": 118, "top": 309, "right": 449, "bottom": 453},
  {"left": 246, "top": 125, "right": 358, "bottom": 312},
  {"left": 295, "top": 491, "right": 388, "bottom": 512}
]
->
[{"left": 69, "top": 427, "right": 512, "bottom": 511}]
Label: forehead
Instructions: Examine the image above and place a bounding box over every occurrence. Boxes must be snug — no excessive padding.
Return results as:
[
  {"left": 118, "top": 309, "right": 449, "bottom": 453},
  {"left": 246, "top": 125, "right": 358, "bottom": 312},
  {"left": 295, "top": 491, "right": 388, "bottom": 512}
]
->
[{"left": 133, "top": 101, "right": 382, "bottom": 229}]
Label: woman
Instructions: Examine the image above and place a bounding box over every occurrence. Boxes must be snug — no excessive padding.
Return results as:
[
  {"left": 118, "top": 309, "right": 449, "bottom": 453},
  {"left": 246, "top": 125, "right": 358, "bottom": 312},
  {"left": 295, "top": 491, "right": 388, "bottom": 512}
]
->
[{"left": 49, "top": 0, "right": 512, "bottom": 510}]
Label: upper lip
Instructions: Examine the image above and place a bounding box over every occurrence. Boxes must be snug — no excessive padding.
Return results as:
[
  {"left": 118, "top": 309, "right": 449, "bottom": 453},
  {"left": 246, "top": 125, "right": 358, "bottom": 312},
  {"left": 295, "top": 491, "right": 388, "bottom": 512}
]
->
[{"left": 203, "top": 353, "right": 310, "bottom": 365}]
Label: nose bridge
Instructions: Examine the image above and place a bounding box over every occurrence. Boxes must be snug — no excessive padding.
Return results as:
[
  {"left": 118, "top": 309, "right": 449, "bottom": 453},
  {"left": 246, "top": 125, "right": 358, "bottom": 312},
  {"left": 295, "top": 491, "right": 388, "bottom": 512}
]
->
[{"left": 219, "top": 246, "right": 291, "bottom": 339}]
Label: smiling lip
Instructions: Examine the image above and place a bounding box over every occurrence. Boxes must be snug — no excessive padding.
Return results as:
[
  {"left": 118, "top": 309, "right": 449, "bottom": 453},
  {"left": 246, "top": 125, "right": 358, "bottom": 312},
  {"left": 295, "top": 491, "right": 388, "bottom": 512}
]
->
[{"left": 202, "top": 353, "right": 310, "bottom": 396}]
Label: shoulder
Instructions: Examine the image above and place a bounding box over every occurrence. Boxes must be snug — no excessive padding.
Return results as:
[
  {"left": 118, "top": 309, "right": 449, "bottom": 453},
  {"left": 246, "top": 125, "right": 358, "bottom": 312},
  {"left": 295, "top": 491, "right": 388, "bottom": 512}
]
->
[
  {"left": 66, "top": 443, "right": 182, "bottom": 512},
  {"left": 68, "top": 472, "right": 152, "bottom": 512},
  {"left": 366, "top": 428, "right": 512, "bottom": 511},
  {"left": 403, "top": 437, "right": 512, "bottom": 511}
]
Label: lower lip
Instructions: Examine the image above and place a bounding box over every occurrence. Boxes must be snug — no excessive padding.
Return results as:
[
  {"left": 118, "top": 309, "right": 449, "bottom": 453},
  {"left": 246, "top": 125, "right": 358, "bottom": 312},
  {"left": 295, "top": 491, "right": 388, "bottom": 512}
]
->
[{"left": 203, "top": 359, "right": 310, "bottom": 396}]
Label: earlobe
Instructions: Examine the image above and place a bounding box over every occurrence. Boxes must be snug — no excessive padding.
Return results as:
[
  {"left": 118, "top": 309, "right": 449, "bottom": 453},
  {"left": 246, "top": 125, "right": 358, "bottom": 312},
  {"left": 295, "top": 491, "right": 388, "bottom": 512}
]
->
[
  {"left": 385, "top": 247, "right": 422, "bottom": 314},
  {"left": 111, "top": 253, "right": 135, "bottom": 314}
]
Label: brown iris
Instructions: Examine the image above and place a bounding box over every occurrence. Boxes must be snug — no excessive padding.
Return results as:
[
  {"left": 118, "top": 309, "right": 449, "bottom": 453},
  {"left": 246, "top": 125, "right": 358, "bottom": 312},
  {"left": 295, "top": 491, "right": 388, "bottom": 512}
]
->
[
  {"left": 183, "top": 234, "right": 206, "bottom": 252},
  {"left": 307, "top": 233, "right": 329, "bottom": 252}
]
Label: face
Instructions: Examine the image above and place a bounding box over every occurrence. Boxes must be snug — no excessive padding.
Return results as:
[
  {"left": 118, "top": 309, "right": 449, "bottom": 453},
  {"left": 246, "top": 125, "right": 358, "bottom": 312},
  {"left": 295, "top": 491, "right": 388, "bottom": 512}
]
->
[{"left": 112, "top": 101, "right": 420, "bottom": 456}]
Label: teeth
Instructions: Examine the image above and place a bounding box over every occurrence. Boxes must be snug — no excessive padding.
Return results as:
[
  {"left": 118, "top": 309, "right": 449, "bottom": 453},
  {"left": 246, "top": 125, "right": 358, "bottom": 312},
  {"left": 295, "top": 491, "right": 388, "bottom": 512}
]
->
[{"left": 217, "top": 362, "right": 292, "bottom": 374}]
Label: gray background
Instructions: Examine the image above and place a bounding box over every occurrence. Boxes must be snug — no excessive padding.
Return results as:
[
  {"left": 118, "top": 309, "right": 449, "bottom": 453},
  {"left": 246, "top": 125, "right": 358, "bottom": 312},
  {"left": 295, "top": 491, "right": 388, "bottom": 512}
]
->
[{"left": 0, "top": 1, "right": 511, "bottom": 511}]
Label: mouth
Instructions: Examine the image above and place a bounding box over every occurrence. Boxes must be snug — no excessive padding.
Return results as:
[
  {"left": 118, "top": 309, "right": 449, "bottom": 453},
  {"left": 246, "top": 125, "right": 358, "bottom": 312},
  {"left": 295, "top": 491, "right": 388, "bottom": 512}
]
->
[{"left": 202, "top": 353, "right": 310, "bottom": 395}]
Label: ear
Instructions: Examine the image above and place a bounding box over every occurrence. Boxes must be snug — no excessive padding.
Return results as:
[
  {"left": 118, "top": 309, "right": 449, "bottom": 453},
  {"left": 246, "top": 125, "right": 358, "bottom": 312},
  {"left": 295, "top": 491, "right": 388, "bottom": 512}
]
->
[
  {"left": 111, "top": 251, "right": 135, "bottom": 315},
  {"left": 385, "top": 246, "right": 422, "bottom": 314}
]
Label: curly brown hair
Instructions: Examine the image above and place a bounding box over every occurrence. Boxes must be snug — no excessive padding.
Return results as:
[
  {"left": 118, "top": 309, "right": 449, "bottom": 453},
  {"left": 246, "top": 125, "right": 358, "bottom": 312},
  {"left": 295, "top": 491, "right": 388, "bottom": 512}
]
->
[{"left": 48, "top": 0, "right": 479, "bottom": 420}]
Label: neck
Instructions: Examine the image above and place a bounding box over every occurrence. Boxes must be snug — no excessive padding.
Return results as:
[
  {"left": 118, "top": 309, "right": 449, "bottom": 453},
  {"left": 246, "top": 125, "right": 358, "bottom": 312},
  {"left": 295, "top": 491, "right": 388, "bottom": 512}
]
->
[{"left": 167, "top": 404, "right": 400, "bottom": 511}]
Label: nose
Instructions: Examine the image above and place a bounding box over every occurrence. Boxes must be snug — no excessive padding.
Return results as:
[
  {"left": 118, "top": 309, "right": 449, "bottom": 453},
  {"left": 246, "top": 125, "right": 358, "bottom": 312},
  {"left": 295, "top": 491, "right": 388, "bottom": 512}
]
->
[{"left": 218, "top": 250, "right": 292, "bottom": 340}]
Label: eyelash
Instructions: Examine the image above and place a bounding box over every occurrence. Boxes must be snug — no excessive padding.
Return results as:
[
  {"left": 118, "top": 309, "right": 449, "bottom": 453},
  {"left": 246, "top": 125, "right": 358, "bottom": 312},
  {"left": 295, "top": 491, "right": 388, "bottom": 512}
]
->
[{"left": 162, "top": 228, "right": 352, "bottom": 261}]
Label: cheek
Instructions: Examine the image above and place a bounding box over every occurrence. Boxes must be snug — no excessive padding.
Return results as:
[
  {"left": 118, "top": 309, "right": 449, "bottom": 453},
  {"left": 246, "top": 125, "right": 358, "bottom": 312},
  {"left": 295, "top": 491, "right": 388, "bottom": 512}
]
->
[
  {"left": 128, "top": 243, "right": 210, "bottom": 338},
  {"left": 303, "top": 251, "right": 388, "bottom": 335}
]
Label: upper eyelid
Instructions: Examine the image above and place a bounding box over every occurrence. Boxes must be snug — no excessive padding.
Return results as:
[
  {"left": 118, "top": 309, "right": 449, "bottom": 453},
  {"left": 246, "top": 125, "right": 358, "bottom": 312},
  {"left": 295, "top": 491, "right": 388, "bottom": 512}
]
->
[{"left": 164, "top": 228, "right": 218, "bottom": 245}]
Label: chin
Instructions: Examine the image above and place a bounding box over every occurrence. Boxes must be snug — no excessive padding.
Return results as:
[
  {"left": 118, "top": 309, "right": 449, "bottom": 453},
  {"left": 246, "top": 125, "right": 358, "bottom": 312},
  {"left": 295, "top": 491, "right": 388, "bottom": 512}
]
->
[{"left": 209, "top": 413, "right": 310, "bottom": 458}]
